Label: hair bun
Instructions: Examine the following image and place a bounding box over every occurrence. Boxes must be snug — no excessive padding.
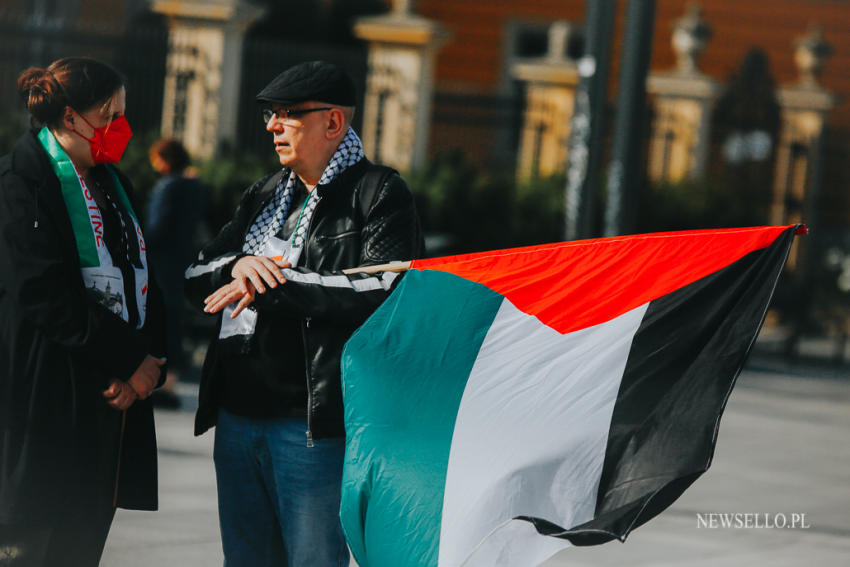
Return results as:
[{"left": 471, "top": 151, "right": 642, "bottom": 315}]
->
[
  {"left": 17, "top": 66, "right": 66, "bottom": 126},
  {"left": 17, "top": 67, "right": 45, "bottom": 96},
  {"left": 16, "top": 58, "right": 124, "bottom": 128}
]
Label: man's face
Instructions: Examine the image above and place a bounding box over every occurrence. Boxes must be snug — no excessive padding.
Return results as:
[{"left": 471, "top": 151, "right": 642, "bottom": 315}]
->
[{"left": 264, "top": 102, "right": 333, "bottom": 172}]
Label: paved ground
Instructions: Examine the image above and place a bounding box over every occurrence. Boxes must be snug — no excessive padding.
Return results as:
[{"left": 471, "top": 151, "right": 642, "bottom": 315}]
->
[{"left": 101, "top": 358, "right": 850, "bottom": 566}]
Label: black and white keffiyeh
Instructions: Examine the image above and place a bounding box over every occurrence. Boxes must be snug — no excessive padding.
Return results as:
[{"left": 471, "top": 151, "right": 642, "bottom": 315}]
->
[{"left": 243, "top": 127, "right": 364, "bottom": 259}]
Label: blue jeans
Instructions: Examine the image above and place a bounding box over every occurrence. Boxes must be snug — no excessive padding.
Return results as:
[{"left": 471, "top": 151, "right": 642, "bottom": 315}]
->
[{"left": 214, "top": 410, "right": 350, "bottom": 567}]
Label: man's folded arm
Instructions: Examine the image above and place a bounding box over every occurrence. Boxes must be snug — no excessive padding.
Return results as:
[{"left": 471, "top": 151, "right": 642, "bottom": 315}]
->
[
  {"left": 184, "top": 173, "right": 277, "bottom": 307},
  {"left": 251, "top": 174, "right": 423, "bottom": 319}
]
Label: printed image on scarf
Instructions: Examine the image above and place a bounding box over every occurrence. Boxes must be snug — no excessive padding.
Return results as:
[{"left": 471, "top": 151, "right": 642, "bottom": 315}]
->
[{"left": 82, "top": 266, "right": 125, "bottom": 316}]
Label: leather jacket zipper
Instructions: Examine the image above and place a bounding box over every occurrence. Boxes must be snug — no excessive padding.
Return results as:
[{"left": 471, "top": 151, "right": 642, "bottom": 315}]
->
[
  {"left": 303, "top": 316, "right": 314, "bottom": 447},
  {"left": 302, "top": 193, "right": 321, "bottom": 448}
]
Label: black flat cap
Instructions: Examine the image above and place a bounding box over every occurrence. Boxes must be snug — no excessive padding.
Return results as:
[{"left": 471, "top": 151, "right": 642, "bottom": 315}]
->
[{"left": 256, "top": 61, "right": 356, "bottom": 106}]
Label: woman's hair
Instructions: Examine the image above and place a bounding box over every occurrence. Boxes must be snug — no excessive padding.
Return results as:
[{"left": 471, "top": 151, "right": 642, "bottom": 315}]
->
[
  {"left": 149, "top": 138, "right": 191, "bottom": 174},
  {"left": 16, "top": 57, "right": 125, "bottom": 127}
]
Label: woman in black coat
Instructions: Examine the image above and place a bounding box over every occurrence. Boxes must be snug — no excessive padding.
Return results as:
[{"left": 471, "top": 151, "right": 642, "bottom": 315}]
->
[{"left": 0, "top": 57, "right": 167, "bottom": 566}]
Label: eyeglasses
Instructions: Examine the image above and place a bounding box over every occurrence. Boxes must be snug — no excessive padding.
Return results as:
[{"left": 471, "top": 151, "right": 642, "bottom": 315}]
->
[{"left": 262, "top": 106, "right": 333, "bottom": 124}]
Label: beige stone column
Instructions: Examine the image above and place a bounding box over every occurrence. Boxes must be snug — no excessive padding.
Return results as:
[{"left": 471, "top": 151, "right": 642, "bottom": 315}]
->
[
  {"left": 771, "top": 24, "right": 836, "bottom": 226},
  {"left": 512, "top": 21, "right": 579, "bottom": 180},
  {"left": 646, "top": 4, "right": 721, "bottom": 182},
  {"left": 771, "top": 23, "right": 835, "bottom": 269},
  {"left": 152, "top": 0, "right": 264, "bottom": 158},
  {"left": 353, "top": 0, "right": 449, "bottom": 172}
]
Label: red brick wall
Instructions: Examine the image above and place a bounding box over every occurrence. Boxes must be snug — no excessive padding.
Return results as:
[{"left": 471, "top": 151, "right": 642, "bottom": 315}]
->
[{"left": 416, "top": 0, "right": 850, "bottom": 129}]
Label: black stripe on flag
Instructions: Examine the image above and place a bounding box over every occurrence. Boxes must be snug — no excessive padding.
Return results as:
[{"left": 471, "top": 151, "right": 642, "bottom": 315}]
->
[{"left": 518, "top": 226, "right": 797, "bottom": 545}]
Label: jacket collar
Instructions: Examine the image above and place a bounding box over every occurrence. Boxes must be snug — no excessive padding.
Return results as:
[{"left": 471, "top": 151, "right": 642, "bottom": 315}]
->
[
  {"left": 9, "top": 129, "right": 56, "bottom": 184},
  {"left": 275, "top": 157, "right": 371, "bottom": 202},
  {"left": 9, "top": 128, "right": 123, "bottom": 188},
  {"left": 316, "top": 157, "right": 370, "bottom": 199},
  {"left": 6, "top": 130, "right": 85, "bottom": 259}
]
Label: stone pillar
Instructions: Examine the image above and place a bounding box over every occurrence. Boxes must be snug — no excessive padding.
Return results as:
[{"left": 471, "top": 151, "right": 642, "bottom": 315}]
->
[
  {"left": 152, "top": 0, "right": 264, "bottom": 158},
  {"left": 771, "top": 23, "right": 835, "bottom": 268},
  {"left": 353, "top": 0, "right": 449, "bottom": 172},
  {"left": 511, "top": 21, "right": 580, "bottom": 179},
  {"left": 771, "top": 24, "right": 836, "bottom": 226},
  {"left": 646, "top": 4, "right": 721, "bottom": 182}
]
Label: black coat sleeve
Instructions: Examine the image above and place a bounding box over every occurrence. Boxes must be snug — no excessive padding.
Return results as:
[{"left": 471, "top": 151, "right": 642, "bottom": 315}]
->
[
  {"left": 184, "top": 173, "right": 276, "bottom": 308},
  {"left": 0, "top": 170, "right": 150, "bottom": 384},
  {"left": 251, "top": 173, "right": 423, "bottom": 320},
  {"left": 144, "top": 276, "right": 169, "bottom": 387}
]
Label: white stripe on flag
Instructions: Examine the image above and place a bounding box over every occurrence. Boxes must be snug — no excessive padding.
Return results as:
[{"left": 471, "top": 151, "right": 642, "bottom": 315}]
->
[
  {"left": 439, "top": 299, "right": 649, "bottom": 567},
  {"left": 460, "top": 520, "right": 576, "bottom": 567}
]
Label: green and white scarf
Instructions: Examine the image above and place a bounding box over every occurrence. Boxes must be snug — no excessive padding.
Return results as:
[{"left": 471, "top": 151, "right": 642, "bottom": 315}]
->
[{"left": 38, "top": 127, "right": 148, "bottom": 329}]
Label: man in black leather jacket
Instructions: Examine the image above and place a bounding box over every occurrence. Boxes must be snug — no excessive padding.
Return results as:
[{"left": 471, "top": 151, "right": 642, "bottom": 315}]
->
[{"left": 184, "top": 61, "right": 423, "bottom": 567}]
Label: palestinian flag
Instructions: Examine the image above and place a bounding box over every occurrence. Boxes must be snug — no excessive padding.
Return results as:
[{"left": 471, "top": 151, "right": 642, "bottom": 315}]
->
[{"left": 340, "top": 225, "right": 801, "bottom": 567}]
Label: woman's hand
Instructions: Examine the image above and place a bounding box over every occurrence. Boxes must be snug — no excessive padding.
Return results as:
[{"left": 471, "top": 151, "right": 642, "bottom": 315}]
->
[
  {"left": 127, "top": 355, "right": 166, "bottom": 399},
  {"left": 103, "top": 379, "right": 137, "bottom": 410}
]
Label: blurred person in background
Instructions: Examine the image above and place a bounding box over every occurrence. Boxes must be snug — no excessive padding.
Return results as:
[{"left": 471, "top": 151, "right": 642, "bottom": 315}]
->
[
  {"left": 0, "top": 57, "right": 166, "bottom": 566},
  {"left": 146, "top": 138, "right": 206, "bottom": 409}
]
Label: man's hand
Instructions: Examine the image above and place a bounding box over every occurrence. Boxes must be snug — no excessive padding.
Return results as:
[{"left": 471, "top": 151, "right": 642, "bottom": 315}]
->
[
  {"left": 127, "top": 355, "right": 166, "bottom": 399},
  {"left": 103, "top": 379, "right": 137, "bottom": 411},
  {"left": 205, "top": 257, "right": 290, "bottom": 317},
  {"left": 231, "top": 255, "right": 289, "bottom": 294},
  {"left": 205, "top": 280, "right": 256, "bottom": 317}
]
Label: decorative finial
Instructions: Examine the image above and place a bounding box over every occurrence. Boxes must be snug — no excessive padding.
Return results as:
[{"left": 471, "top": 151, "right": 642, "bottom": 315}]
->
[
  {"left": 794, "top": 22, "right": 833, "bottom": 87},
  {"left": 547, "top": 21, "right": 572, "bottom": 61},
  {"left": 393, "top": 0, "right": 414, "bottom": 17},
  {"left": 671, "top": 3, "right": 713, "bottom": 74}
]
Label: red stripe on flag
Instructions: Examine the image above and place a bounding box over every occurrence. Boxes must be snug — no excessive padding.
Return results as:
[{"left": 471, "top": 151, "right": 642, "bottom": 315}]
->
[{"left": 411, "top": 226, "right": 794, "bottom": 334}]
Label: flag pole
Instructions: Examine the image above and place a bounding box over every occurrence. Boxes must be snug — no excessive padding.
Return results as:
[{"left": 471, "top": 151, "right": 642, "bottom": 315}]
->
[{"left": 342, "top": 261, "right": 412, "bottom": 275}]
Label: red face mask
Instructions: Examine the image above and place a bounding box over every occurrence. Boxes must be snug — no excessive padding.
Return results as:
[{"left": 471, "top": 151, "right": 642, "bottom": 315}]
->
[{"left": 73, "top": 113, "right": 133, "bottom": 164}]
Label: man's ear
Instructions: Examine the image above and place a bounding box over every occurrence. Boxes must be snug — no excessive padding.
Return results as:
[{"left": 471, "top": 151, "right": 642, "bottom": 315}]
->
[{"left": 326, "top": 108, "right": 345, "bottom": 139}]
